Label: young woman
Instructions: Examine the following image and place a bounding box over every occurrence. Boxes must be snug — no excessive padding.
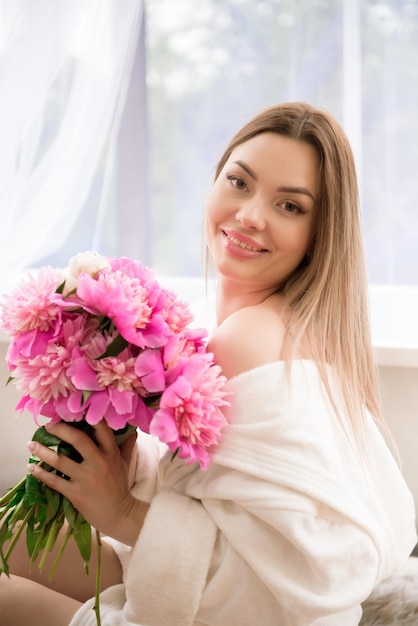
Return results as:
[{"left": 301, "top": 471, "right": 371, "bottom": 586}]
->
[{"left": 1, "top": 102, "right": 416, "bottom": 625}]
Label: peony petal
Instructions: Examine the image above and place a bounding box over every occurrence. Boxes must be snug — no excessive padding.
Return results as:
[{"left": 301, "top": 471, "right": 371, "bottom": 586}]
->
[
  {"left": 176, "top": 442, "right": 210, "bottom": 470},
  {"left": 55, "top": 395, "right": 84, "bottom": 422},
  {"left": 149, "top": 409, "right": 179, "bottom": 444},
  {"left": 130, "top": 397, "right": 154, "bottom": 432},
  {"left": 68, "top": 357, "right": 102, "bottom": 391},
  {"left": 103, "top": 404, "right": 130, "bottom": 430},
  {"left": 67, "top": 390, "right": 86, "bottom": 413},
  {"left": 84, "top": 391, "right": 110, "bottom": 425},
  {"left": 134, "top": 349, "right": 165, "bottom": 393},
  {"left": 109, "top": 387, "right": 133, "bottom": 414},
  {"left": 160, "top": 376, "right": 192, "bottom": 408}
]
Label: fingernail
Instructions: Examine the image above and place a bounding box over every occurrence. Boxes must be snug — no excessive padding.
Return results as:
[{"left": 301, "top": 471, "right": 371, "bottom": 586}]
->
[
  {"left": 26, "top": 464, "right": 35, "bottom": 473},
  {"left": 27, "top": 441, "right": 36, "bottom": 452}
]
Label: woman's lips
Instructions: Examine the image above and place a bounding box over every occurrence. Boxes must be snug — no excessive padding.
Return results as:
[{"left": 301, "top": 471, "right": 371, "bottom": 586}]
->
[{"left": 222, "top": 229, "right": 267, "bottom": 252}]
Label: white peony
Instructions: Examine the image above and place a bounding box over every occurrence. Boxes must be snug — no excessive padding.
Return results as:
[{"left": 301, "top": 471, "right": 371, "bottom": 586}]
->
[{"left": 62, "top": 251, "right": 111, "bottom": 293}]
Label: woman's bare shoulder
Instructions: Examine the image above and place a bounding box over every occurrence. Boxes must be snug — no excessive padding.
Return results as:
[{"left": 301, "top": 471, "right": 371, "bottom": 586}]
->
[{"left": 208, "top": 296, "right": 287, "bottom": 379}]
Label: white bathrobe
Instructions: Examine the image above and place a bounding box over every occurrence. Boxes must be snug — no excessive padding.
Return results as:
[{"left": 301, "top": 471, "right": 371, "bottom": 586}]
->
[{"left": 70, "top": 361, "right": 416, "bottom": 626}]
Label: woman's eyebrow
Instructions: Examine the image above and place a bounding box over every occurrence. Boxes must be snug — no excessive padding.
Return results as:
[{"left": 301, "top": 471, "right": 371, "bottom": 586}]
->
[
  {"left": 233, "top": 160, "right": 258, "bottom": 180},
  {"left": 277, "top": 186, "right": 315, "bottom": 202},
  {"left": 234, "top": 159, "right": 315, "bottom": 202}
]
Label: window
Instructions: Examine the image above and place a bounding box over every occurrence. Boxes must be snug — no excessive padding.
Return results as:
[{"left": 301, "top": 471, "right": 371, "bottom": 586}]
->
[
  {"left": 145, "top": 0, "right": 418, "bottom": 284},
  {"left": 1, "top": 0, "right": 418, "bottom": 288}
]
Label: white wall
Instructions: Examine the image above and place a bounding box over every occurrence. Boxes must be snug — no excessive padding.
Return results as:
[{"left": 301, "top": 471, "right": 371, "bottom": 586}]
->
[
  {"left": 378, "top": 365, "right": 418, "bottom": 512},
  {"left": 0, "top": 339, "right": 37, "bottom": 493}
]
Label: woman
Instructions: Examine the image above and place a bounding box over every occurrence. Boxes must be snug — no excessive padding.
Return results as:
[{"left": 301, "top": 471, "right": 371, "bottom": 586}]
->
[{"left": 1, "top": 102, "right": 416, "bottom": 625}]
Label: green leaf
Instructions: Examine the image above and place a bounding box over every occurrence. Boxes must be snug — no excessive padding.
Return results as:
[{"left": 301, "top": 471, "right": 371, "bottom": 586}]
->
[
  {"left": 55, "top": 280, "right": 66, "bottom": 294},
  {"left": 44, "top": 487, "right": 62, "bottom": 523},
  {"left": 7, "top": 500, "right": 30, "bottom": 529},
  {"left": 62, "top": 498, "right": 91, "bottom": 572},
  {"left": 23, "top": 473, "right": 47, "bottom": 507},
  {"left": 82, "top": 389, "right": 93, "bottom": 405},
  {"left": 113, "top": 423, "right": 137, "bottom": 446},
  {"left": 63, "top": 497, "right": 78, "bottom": 529},
  {"left": 73, "top": 516, "right": 92, "bottom": 571},
  {"left": 0, "top": 520, "right": 12, "bottom": 545},
  {"left": 0, "top": 480, "right": 25, "bottom": 516},
  {"left": 37, "top": 514, "right": 65, "bottom": 572},
  {"left": 26, "top": 505, "right": 48, "bottom": 559},
  {"left": 0, "top": 545, "right": 10, "bottom": 577},
  {"left": 97, "top": 316, "right": 113, "bottom": 333},
  {"left": 96, "top": 333, "right": 128, "bottom": 359},
  {"left": 32, "top": 426, "right": 62, "bottom": 448}
]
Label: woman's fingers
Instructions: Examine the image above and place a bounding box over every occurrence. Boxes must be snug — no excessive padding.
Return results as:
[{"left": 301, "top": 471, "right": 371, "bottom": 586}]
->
[
  {"left": 27, "top": 439, "right": 75, "bottom": 478},
  {"left": 26, "top": 442, "right": 77, "bottom": 501},
  {"left": 43, "top": 421, "right": 100, "bottom": 459},
  {"left": 25, "top": 421, "right": 107, "bottom": 489},
  {"left": 44, "top": 419, "right": 122, "bottom": 458},
  {"left": 91, "top": 419, "right": 120, "bottom": 455}
]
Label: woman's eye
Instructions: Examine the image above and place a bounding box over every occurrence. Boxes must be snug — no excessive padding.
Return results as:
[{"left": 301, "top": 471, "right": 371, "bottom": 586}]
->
[
  {"left": 227, "top": 174, "right": 247, "bottom": 190},
  {"left": 281, "top": 201, "right": 303, "bottom": 214}
]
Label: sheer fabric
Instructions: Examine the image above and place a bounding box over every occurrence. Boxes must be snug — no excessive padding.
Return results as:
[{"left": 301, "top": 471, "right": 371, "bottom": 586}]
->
[{"left": 0, "top": 0, "right": 143, "bottom": 279}]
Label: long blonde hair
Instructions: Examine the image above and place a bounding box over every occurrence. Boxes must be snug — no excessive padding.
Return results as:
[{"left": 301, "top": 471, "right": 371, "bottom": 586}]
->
[{"left": 213, "top": 102, "right": 392, "bottom": 450}]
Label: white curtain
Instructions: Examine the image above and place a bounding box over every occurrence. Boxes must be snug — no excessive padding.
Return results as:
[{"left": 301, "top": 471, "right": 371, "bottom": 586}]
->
[{"left": 0, "top": 0, "right": 143, "bottom": 279}]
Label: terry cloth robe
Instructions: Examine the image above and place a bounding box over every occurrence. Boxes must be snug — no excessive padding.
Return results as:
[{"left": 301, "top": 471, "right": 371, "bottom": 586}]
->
[{"left": 69, "top": 360, "right": 417, "bottom": 626}]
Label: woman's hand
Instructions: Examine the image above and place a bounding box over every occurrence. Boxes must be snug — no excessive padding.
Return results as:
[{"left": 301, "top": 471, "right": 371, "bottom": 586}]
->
[{"left": 26, "top": 420, "right": 149, "bottom": 546}]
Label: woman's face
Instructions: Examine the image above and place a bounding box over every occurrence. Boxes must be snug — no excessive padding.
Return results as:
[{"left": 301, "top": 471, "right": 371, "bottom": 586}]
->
[{"left": 205, "top": 132, "right": 319, "bottom": 293}]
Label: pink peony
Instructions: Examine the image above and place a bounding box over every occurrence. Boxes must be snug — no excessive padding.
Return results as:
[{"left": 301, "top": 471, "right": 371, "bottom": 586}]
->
[
  {"left": 107, "top": 256, "right": 155, "bottom": 282},
  {"left": 154, "top": 287, "right": 194, "bottom": 333},
  {"left": 150, "top": 353, "right": 229, "bottom": 469},
  {"left": 74, "top": 269, "right": 171, "bottom": 349},
  {"left": 162, "top": 329, "right": 207, "bottom": 377},
  {"left": 9, "top": 316, "right": 88, "bottom": 404},
  {"left": 0, "top": 267, "right": 64, "bottom": 336},
  {"left": 12, "top": 344, "right": 74, "bottom": 403}
]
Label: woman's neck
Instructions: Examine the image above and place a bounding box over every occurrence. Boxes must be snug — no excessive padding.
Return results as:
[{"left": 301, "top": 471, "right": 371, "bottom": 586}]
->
[{"left": 215, "top": 278, "right": 281, "bottom": 327}]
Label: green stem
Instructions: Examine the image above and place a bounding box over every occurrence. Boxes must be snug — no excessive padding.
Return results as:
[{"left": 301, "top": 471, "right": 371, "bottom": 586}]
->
[
  {"left": 29, "top": 511, "right": 49, "bottom": 570},
  {"left": 93, "top": 529, "right": 102, "bottom": 626},
  {"left": 0, "top": 475, "right": 26, "bottom": 509},
  {"left": 4, "top": 505, "right": 33, "bottom": 563},
  {"left": 48, "top": 523, "right": 73, "bottom": 580},
  {"left": 38, "top": 517, "right": 62, "bottom": 572}
]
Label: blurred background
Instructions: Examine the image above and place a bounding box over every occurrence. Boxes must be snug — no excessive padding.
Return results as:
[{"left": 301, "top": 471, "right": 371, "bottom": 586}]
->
[{"left": 1, "top": 0, "right": 418, "bottom": 283}]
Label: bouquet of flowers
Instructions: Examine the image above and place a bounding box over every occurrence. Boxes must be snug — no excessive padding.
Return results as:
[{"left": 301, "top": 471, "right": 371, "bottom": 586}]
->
[{"left": 0, "top": 251, "right": 229, "bottom": 625}]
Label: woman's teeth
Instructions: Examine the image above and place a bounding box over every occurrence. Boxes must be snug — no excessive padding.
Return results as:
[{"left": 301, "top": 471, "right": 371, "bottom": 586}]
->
[{"left": 227, "top": 234, "right": 263, "bottom": 252}]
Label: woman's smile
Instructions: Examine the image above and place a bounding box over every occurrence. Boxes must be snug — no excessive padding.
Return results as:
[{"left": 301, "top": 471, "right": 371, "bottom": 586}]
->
[{"left": 222, "top": 228, "right": 268, "bottom": 255}]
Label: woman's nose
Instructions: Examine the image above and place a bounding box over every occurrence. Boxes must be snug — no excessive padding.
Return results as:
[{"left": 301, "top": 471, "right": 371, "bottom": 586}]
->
[{"left": 235, "top": 197, "right": 267, "bottom": 230}]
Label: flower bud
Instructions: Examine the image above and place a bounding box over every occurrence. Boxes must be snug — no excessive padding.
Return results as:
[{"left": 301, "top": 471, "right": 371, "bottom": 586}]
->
[{"left": 63, "top": 251, "right": 111, "bottom": 293}]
